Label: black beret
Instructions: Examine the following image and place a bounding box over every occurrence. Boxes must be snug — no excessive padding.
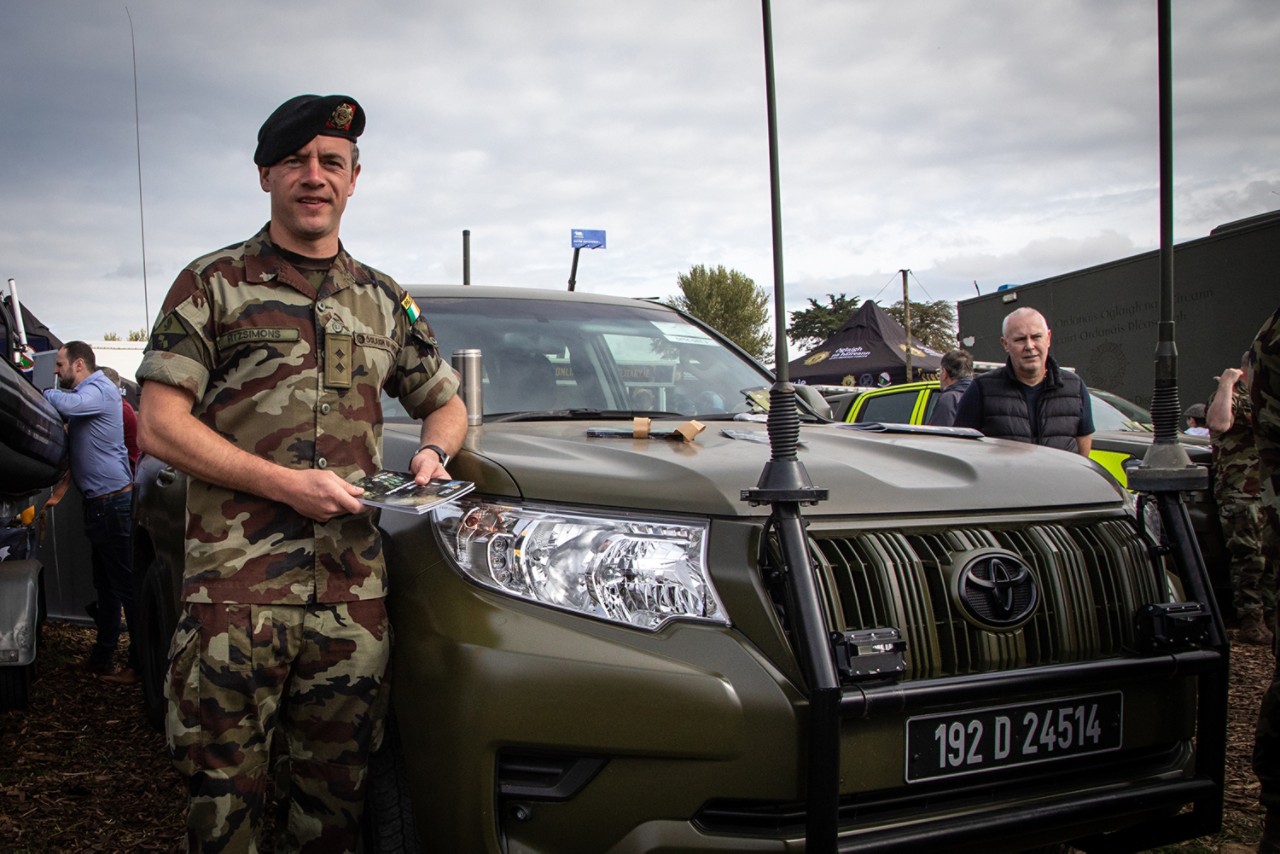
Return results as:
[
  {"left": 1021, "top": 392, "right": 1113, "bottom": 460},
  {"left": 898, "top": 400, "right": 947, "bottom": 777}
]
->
[{"left": 254, "top": 94, "right": 365, "bottom": 167}]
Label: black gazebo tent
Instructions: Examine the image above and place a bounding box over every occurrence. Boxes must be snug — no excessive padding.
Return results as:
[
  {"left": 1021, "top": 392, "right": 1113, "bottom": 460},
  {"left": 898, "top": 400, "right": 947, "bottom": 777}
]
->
[{"left": 788, "top": 301, "right": 943, "bottom": 388}]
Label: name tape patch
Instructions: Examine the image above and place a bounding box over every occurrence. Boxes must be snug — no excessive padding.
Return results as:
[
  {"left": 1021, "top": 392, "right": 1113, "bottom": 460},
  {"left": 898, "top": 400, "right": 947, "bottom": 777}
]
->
[{"left": 216, "top": 328, "right": 302, "bottom": 350}]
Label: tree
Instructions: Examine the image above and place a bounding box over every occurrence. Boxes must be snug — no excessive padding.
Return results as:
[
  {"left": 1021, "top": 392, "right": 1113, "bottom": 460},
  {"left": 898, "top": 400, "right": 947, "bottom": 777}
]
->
[
  {"left": 128, "top": 328, "right": 148, "bottom": 342},
  {"left": 786, "top": 293, "right": 861, "bottom": 352},
  {"left": 665, "top": 265, "right": 772, "bottom": 362},
  {"left": 102, "top": 332, "right": 120, "bottom": 341},
  {"left": 885, "top": 299, "right": 958, "bottom": 353}
]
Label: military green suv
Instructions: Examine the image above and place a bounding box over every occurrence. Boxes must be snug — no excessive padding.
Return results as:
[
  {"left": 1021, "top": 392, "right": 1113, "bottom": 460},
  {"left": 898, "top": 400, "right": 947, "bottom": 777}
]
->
[{"left": 132, "top": 285, "right": 1226, "bottom": 852}]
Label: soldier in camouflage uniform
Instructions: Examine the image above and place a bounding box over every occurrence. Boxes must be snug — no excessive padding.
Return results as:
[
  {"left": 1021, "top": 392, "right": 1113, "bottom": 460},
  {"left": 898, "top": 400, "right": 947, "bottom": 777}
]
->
[
  {"left": 1207, "top": 352, "right": 1276, "bottom": 645},
  {"left": 1249, "top": 304, "right": 1280, "bottom": 853},
  {"left": 135, "top": 95, "right": 468, "bottom": 852}
]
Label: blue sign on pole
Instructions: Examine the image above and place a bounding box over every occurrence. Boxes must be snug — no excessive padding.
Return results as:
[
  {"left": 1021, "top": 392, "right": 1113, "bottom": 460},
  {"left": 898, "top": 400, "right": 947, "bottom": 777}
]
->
[{"left": 571, "top": 229, "right": 606, "bottom": 249}]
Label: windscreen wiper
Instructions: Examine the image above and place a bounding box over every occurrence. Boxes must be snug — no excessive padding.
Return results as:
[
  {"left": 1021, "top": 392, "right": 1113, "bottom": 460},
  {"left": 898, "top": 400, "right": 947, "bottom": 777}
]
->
[{"left": 486, "top": 408, "right": 686, "bottom": 423}]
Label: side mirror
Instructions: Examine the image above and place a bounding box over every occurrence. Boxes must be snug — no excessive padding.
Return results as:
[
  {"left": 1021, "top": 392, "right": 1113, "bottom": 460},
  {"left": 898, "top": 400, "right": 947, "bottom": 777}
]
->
[{"left": 793, "top": 385, "right": 832, "bottom": 420}]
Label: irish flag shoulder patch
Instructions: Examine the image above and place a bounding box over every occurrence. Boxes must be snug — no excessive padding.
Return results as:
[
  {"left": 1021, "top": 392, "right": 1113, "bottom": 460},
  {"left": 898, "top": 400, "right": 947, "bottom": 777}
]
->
[{"left": 401, "top": 294, "right": 422, "bottom": 325}]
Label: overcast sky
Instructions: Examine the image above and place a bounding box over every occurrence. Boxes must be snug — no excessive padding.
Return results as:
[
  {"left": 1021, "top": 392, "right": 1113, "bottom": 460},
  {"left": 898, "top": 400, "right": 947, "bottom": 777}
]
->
[{"left": 3, "top": 1, "right": 1277, "bottom": 352}]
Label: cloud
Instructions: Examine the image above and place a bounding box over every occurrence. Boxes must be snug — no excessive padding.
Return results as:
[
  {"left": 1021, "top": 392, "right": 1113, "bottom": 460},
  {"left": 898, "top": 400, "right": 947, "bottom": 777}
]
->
[{"left": 2, "top": 0, "right": 1276, "bottom": 346}]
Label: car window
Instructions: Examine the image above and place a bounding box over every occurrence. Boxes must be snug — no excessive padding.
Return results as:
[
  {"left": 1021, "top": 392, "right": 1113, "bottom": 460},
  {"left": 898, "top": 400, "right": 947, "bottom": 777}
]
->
[
  {"left": 856, "top": 389, "right": 920, "bottom": 424},
  {"left": 384, "top": 296, "right": 771, "bottom": 421},
  {"left": 1089, "top": 391, "right": 1151, "bottom": 432}
]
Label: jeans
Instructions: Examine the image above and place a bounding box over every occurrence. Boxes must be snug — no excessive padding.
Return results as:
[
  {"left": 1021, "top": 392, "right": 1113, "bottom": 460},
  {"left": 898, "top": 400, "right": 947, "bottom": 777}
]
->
[{"left": 83, "top": 490, "right": 138, "bottom": 671}]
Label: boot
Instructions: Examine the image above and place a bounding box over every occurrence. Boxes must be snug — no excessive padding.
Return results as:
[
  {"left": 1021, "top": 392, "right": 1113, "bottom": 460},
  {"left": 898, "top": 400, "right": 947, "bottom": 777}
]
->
[
  {"left": 1240, "top": 610, "right": 1275, "bottom": 647},
  {"left": 1261, "top": 808, "right": 1280, "bottom": 853}
]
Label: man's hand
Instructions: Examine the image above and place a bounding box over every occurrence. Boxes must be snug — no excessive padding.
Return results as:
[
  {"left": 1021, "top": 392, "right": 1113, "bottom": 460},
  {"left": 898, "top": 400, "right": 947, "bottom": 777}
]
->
[
  {"left": 410, "top": 450, "right": 450, "bottom": 485},
  {"left": 1217, "top": 367, "right": 1244, "bottom": 388},
  {"left": 280, "top": 468, "right": 367, "bottom": 521},
  {"left": 409, "top": 395, "right": 468, "bottom": 485}
]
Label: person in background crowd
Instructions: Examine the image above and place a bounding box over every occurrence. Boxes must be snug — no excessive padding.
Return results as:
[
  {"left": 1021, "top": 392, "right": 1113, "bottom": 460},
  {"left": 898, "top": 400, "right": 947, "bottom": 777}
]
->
[
  {"left": 1207, "top": 351, "right": 1276, "bottom": 645},
  {"left": 1249, "top": 304, "right": 1280, "bottom": 853},
  {"left": 42, "top": 341, "right": 139, "bottom": 684},
  {"left": 99, "top": 365, "right": 140, "bottom": 473},
  {"left": 927, "top": 348, "right": 974, "bottom": 427},
  {"left": 953, "top": 307, "right": 1094, "bottom": 457},
  {"left": 135, "top": 94, "right": 467, "bottom": 851},
  {"left": 1185, "top": 402, "right": 1210, "bottom": 436}
]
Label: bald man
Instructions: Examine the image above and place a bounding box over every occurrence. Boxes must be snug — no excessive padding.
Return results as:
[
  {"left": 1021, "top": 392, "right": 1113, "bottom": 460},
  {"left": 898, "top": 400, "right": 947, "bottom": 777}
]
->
[{"left": 953, "top": 307, "right": 1094, "bottom": 457}]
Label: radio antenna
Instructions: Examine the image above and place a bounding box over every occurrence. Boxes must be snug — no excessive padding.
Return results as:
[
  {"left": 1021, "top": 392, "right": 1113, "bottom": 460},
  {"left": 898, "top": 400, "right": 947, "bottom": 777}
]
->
[{"left": 127, "top": 6, "right": 150, "bottom": 329}]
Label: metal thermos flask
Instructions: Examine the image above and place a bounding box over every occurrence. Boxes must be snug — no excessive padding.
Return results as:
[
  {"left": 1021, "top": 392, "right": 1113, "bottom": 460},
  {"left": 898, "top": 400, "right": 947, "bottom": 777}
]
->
[{"left": 452, "top": 349, "right": 483, "bottom": 425}]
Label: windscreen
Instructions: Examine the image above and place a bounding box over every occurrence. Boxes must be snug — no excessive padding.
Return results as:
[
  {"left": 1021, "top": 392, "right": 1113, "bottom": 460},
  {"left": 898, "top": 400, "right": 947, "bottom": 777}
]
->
[{"left": 385, "top": 296, "right": 771, "bottom": 422}]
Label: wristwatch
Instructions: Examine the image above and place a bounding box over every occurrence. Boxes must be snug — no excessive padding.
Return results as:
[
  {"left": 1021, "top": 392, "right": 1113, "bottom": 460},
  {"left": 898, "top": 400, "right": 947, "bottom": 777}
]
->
[{"left": 413, "top": 443, "right": 450, "bottom": 468}]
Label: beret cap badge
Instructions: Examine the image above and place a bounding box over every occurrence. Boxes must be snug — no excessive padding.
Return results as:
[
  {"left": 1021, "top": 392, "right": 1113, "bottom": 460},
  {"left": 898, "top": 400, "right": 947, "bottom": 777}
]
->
[{"left": 328, "top": 103, "right": 356, "bottom": 132}]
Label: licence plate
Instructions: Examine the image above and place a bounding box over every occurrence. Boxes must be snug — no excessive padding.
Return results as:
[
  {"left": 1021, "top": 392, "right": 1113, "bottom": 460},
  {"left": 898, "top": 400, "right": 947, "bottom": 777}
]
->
[{"left": 905, "top": 692, "right": 1123, "bottom": 783}]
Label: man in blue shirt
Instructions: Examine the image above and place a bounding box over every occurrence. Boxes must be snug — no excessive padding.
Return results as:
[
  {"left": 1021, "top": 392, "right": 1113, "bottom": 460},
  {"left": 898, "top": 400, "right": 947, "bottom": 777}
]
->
[{"left": 44, "top": 340, "right": 139, "bottom": 683}]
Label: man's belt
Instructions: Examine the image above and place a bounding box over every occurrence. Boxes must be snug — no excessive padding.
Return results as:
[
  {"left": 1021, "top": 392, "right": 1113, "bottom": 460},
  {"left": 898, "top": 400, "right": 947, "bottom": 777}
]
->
[{"left": 88, "top": 484, "right": 133, "bottom": 501}]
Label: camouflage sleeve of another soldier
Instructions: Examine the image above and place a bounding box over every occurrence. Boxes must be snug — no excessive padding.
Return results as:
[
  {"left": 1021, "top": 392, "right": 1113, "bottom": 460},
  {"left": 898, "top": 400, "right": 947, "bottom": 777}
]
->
[
  {"left": 1247, "top": 305, "right": 1280, "bottom": 847},
  {"left": 1253, "top": 310, "right": 1280, "bottom": 528}
]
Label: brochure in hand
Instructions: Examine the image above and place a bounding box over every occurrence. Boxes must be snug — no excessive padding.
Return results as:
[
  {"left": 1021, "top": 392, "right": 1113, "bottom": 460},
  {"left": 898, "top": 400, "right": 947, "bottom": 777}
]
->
[{"left": 353, "top": 470, "right": 475, "bottom": 515}]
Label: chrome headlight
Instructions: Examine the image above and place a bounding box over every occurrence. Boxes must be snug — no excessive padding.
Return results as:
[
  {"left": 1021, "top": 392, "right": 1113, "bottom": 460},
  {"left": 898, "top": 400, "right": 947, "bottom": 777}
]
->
[{"left": 433, "top": 499, "right": 728, "bottom": 631}]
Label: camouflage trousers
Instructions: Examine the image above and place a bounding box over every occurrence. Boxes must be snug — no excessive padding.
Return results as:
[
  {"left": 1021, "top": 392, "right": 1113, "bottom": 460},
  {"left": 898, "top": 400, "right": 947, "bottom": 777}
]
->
[
  {"left": 1253, "top": 475, "right": 1280, "bottom": 808},
  {"left": 1258, "top": 649, "right": 1280, "bottom": 810},
  {"left": 166, "top": 599, "right": 390, "bottom": 853},
  {"left": 1219, "top": 496, "right": 1277, "bottom": 617}
]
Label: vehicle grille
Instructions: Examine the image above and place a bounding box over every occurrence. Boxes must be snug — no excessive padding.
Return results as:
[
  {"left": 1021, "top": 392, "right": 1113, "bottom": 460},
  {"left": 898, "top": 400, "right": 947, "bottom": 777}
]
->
[{"left": 808, "top": 519, "right": 1167, "bottom": 680}]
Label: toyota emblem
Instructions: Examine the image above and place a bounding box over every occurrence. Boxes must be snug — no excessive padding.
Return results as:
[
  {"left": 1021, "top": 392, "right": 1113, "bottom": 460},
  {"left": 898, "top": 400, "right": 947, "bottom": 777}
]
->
[{"left": 951, "top": 550, "right": 1039, "bottom": 630}]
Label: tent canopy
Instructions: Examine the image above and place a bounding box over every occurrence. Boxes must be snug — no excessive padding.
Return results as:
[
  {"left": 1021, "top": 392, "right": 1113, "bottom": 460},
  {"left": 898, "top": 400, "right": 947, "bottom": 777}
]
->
[{"left": 788, "top": 301, "right": 943, "bottom": 388}]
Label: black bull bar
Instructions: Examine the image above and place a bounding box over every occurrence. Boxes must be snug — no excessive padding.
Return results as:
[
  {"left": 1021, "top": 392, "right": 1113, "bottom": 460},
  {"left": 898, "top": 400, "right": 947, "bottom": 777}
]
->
[{"left": 775, "top": 489, "right": 1229, "bottom": 853}]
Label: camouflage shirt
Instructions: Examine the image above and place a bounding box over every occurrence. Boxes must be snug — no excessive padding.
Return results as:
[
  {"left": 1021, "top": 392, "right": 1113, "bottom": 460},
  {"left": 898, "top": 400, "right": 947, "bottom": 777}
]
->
[
  {"left": 1208, "top": 381, "right": 1259, "bottom": 501},
  {"left": 1254, "top": 306, "right": 1280, "bottom": 515},
  {"left": 137, "top": 225, "right": 459, "bottom": 605}
]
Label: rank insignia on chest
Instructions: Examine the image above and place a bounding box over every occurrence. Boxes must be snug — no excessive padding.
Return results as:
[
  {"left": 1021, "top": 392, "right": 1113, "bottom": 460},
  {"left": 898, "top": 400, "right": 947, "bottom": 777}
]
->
[
  {"left": 401, "top": 294, "right": 421, "bottom": 325},
  {"left": 325, "top": 332, "right": 353, "bottom": 389}
]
